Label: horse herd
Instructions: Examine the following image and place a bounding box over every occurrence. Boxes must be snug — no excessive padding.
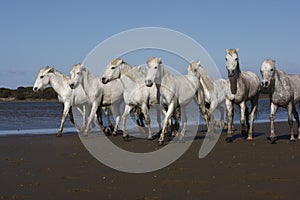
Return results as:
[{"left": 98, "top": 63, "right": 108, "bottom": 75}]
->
[{"left": 33, "top": 48, "right": 300, "bottom": 145}]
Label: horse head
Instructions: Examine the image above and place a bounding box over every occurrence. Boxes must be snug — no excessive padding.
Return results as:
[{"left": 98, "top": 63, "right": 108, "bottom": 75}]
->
[
  {"left": 101, "top": 58, "right": 124, "bottom": 84},
  {"left": 260, "top": 59, "right": 276, "bottom": 89},
  {"left": 187, "top": 60, "right": 201, "bottom": 79},
  {"left": 69, "top": 63, "right": 85, "bottom": 89},
  {"left": 33, "top": 66, "right": 54, "bottom": 92},
  {"left": 145, "top": 57, "right": 162, "bottom": 87},
  {"left": 226, "top": 48, "right": 240, "bottom": 77},
  {"left": 226, "top": 48, "right": 241, "bottom": 94}
]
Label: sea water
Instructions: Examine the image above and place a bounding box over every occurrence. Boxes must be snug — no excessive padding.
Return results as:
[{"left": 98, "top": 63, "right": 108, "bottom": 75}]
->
[{"left": 0, "top": 100, "right": 294, "bottom": 136}]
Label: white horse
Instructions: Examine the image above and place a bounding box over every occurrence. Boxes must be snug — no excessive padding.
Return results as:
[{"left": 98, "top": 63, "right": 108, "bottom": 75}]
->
[
  {"left": 145, "top": 57, "right": 206, "bottom": 145},
  {"left": 225, "top": 48, "right": 260, "bottom": 142},
  {"left": 260, "top": 59, "right": 300, "bottom": 143},
  {"left": 101, "top": 58, "right": 161, "bottom": 140},
  {"left": 33, "top": 67, "right": 87, "bottom": 136},
  {"left": 187, "top": 61, "right": 227, "bottom": 132},
  {"left": 69, "top": 64, "right": 124, "bottom": 135}
]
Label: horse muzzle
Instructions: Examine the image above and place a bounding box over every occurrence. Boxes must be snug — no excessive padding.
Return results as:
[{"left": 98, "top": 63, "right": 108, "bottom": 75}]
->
[
  {"left": 102, "top": 77, "right": 109, "bottom": 84},
  {"left": 145, "top": 80, "right": 153, "bottom": 87},
  {"left": 227, "top": 70, "right": 235, "bottom": 77},
  {"left": 33, "top": 87, "right": 39, "bottom": 92},
  {"left": 261, "top": 81, "right": 269, "bottom": 88},
  {"left": 69, "top": 83, "right": 76, "bottom": 89}
]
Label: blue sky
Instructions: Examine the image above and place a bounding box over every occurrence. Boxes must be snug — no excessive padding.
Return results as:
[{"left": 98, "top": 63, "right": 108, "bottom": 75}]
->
[{"left": 0, "top": 0, "right": 299, "bottom": 88}]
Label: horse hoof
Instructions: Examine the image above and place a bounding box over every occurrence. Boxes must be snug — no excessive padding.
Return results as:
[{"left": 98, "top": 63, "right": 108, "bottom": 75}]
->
[
  {"left": 158, "top": 140, "right": 164, "bottom": 146},
  {"left": 123, "top": 135, "right": 130, "bottom": 141},
  {"left": 147, "top": 136, "right": 154, "bottom": 140},
  {"left": 270, "top": 137, "right": 277, "bottom": 144},
  {"left": 290, "top": 138, "right": 296, "bottom": 142},
  {"left": 225, "top": 137, "right": 233, "bottom": 143},
  {"left": 112, "top": 132, "right": 117, "bottom": 137},
  {"left": 56, "top": 133, "right": 62, "bottom": 137},
  {"left": 246, "top": 137, "right": 253, "bottom": 141}
]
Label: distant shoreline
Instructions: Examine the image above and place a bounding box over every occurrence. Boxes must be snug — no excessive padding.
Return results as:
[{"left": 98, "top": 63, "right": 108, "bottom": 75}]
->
[{"left": 0, "top": 97, "right": 58, "bottom": 102}]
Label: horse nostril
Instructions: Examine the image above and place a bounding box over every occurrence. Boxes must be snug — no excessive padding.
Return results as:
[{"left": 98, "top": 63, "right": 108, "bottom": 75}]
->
[
  {"left": 69, "top": 83, "right": 74, "bottom": 88},
  {"left": 33, "top": 87, "right": 37, "bottom": 92}
]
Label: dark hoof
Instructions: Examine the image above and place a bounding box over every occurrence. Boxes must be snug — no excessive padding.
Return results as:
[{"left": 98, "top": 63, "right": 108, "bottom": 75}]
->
[
  {"left": 270, "top": 137, "right": 277, "bottom": 144},
  {"left": 56, "top": 132, "right": 62, "bottom": 137},
  {"left": 290, "top": 138, "right": 296, "bottom": 142},
  {"left": 109, "top": 125, "right": 115, "bottom": 132},
  {"left": 112, "top": 133, "right": 117, "bottom": 137},
  {"left": 123, "top": 135, "right": 130, "bottom": 141},
  {"left": 158, "top": 140, "right": 164, "bottom": 146},
  {"left": 225, "top": 137, "right": 233, "bottom": 143}
]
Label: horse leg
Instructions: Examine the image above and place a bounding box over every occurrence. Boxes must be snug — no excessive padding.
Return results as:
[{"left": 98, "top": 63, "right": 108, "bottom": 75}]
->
[
  {"left": 269, "top": 102, "right": 278, "bottom": 143},
  {"left": 141, "top": 103, "right": 152, "bottom": 140},
  {"left": 292, "top": 103, "right": 300, "bottom": 140},
  {"left": 111, "top": 103, "right": 121, "bottom": 136},
  {"left": 179, "top": 106, "right": 187, "bottom": 141},
  {"left": 171, "top": 106, "right": 180, "bottom": 136},
  {"left": 104, "top": 107, "right": 115, "bottom": 132},
  {"left": 247, "top": 95, "right": 258, "bottom": 141},
  {"left": 95, "top": 107, "right": 109, "bottom": 135},
  {"left": 57, "top": 103, "right": 70, "bottom": 137},
  {"left": 239, "top": 101, "right": 247, "bottom": 137},
  {"left": 68, "top": 107, "right": 82, "bottom": 132},
  {"left": 159, "top": 101, "right": 175, "bottom": 145},
  {"left": 288, "top": 102, "right": 296, "bottom": 141},
  {"left": 83, "top": 102, "right": 99, "bottom": 135},
  {"left": 225, "top": 99, "right": 234, "bottom": 142},
  {"left": 121, "top": 105, "right": 132, "bottom": 140},
  {"left": 156, "top": 105, "right": 162, "bottom": 130}
]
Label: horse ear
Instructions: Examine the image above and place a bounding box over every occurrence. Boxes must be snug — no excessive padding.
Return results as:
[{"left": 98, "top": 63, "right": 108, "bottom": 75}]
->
[
  {"left": 158, "top": 57, "right": 162, "bottom": 64},
  {"left": 116, "top": 59, "right": 123, "bottom": 66},
  {"left": 235, "top": 48, "right": 239, "bottom": 52},
  {"left": 80, "top": 64, "right": 86, "bottom": 71},
  {"left": 226, "top": 49, "right": 230, "bottom": 54},
  {"left": 46, "top": 67, "right": 54, "bottom": 74},
  {"left": 272, "top": 60, "right": 276, "bottom": 65},
  {"left": 197, "top": 60, "right": 201, "bottom": 66}
]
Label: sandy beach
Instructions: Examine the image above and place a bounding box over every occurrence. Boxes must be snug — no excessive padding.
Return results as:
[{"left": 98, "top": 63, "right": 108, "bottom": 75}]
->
[{"left": 1, "top": 122, "right": 300, "bottom": 200}]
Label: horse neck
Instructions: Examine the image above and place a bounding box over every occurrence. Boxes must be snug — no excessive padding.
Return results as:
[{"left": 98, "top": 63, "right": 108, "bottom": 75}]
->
[
  {"left": 272, "top": 69, "right": 286, "bottom": 92},
  {"left": 81, "top": 70, "right": 98, "bottom": 95},
  {"left": 199, "top": 67, "right": 214, "bottom": 92},
  {"left": 228, "top": 61, "right": 241, "bottom": 94},
  {"left": 49, "top": 71, "right": 69, "bottom": 95},
  {"left": 159, "top": 64, "right": 174, "bottom": 84},
  {"left": 120, "top": 63, "right": 132, "bottom": 77}
]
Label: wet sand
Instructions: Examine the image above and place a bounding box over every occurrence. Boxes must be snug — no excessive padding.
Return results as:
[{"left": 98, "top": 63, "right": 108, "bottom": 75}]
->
[{"left": 1, "top": 122, "right": 300, "bottom": 200}]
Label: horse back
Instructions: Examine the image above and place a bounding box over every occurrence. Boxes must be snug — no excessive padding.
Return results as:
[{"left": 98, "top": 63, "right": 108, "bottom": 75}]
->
[{"left": 287, "top": 74, "right": 300, "bottom": 102}]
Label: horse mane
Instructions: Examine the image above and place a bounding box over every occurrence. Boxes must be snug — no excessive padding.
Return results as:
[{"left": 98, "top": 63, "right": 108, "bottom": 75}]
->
[
  {"left": 123, "top": 66, "right": 145, "bottom": 84},
  {"left": 198, "top": 67, "right": 214, "bottom": 92}
]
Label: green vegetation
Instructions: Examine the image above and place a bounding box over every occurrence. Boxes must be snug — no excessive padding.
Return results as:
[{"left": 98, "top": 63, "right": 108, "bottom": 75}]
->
[{"left": 0, "top": 87, "right": 57, "bottom": 101}]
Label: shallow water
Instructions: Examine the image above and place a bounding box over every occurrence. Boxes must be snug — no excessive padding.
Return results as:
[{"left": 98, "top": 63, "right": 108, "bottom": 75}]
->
[{"left": 0, "top": 100, "right": 295, "bottom": 136}]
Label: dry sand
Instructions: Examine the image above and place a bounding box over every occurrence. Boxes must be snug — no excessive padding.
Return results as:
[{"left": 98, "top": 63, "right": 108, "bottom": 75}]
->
[{"left": 1, "top": 122, "right": 300, "bottom": 200}]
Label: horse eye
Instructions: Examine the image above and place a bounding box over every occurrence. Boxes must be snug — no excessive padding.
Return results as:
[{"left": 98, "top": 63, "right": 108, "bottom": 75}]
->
[
  {"left": 40, "top": 75, "right": 44, "bottom": 79},
  {"left": 77, "top": 72, "right": 80, "bottom": 75},
  {"left": 225, "top": 58, "right": 228, "bottom": 61},
  {"left": 111, "top": 67, "right": 115, "bottom": 70},
  {"left": 235, "top": 58, "right": 238, "bottom": 61},
  {"left": 154, "top": 66, "right": 158, "bottom": 69},
  {"left": 270, "top": 68, "right": 274, "bottom": 71}
]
